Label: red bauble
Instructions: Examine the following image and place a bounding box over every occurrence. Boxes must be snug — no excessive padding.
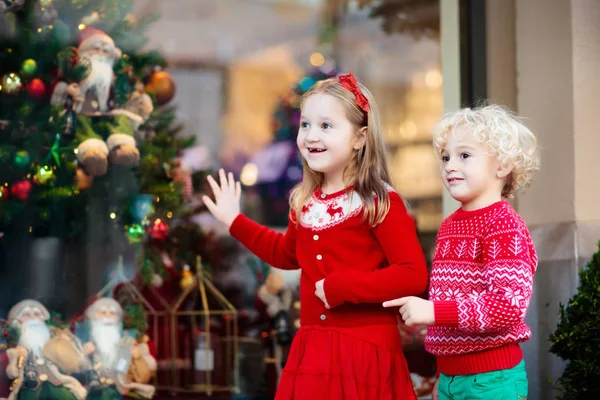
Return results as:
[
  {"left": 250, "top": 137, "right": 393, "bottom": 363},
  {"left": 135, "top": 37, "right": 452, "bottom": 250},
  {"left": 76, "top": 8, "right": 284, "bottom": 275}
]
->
[
  {"left": 10, "top": 180, "right": 32, "bottom": 200},
  {"left": 148, "top": 218, "right": 169, "bottom": 240},
  {"left": 26, "top": 79, "right": 46, "bottom": 99}
]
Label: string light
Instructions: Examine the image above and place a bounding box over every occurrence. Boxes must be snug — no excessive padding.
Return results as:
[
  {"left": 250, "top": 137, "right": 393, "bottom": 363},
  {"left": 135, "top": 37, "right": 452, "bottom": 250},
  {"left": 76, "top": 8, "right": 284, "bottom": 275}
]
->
[
  {"left": 109, "top": 212, "right": 117, "bottom": 219},
  {"left": 78, "top": 24, "right": 86, "bottom": 30},
  {"left": 425, "top": 69, "right": 443, "bottom": 89},
  {"left": 167, "top": 212, "right": 173, "bottom": 218},
  {"left": 309, "top": 52, "right": 325, "bottom": 67},
  {"left": 240, "top": 163, "right": 258, "bottom": 186}
]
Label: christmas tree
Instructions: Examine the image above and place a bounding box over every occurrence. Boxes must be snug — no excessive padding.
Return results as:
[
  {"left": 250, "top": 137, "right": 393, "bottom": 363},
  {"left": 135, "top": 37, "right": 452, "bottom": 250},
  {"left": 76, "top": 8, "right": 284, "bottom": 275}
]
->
[
  {"left": 0, "top": 0, "right": 204, "bottom": 319},
  {"left": 0, "top": 0, "right": 191, "bottom": 238},
  {"left": 549, "top": 240, "right": 600, "bottom": 398}
]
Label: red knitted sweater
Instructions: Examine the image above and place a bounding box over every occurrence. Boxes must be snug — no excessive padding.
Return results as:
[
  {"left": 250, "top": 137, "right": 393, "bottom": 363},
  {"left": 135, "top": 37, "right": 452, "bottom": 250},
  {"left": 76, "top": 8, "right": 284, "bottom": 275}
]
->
[
  {"left": 230, "top": 187, "right": 428, "bottom": 328},
  {"left": 425, "top": 201, "right": 538, "bottom": 375}
]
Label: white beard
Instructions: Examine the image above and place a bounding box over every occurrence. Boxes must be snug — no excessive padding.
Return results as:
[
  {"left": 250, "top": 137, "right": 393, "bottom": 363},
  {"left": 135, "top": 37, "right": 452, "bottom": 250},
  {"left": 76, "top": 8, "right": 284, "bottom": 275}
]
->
[
  {"left": 90, "top": 319, "right": 122, "bottom": 369},
  {"left": 79, "top": 54, "right": 115, "bottom": 112},
  {"left": 18, "top": 320, "right": 51, "bottom": 359}
]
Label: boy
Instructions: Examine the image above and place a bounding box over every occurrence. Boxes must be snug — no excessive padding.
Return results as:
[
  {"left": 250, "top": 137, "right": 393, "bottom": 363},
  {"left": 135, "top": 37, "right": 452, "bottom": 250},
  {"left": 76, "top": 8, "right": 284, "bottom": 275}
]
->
[{"left": 384, "top": 105, "right": 540, "bottom": 399}]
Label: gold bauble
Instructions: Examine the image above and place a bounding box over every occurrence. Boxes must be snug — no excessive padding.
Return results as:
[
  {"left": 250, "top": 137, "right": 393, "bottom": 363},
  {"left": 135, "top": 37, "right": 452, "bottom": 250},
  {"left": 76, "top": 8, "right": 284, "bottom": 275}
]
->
[
  {"left": 145, "top": 70, "right": 176, "bottom": 105},
  {"left": 0, "top": 73, "right": 22, "bottom": 94}
]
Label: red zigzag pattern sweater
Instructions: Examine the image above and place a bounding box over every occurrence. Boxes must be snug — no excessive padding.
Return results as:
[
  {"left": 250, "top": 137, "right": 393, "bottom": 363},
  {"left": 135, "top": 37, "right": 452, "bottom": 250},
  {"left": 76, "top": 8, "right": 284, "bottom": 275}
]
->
[{"left": 425, "top": 201, "right": 538, "bottom": 375}]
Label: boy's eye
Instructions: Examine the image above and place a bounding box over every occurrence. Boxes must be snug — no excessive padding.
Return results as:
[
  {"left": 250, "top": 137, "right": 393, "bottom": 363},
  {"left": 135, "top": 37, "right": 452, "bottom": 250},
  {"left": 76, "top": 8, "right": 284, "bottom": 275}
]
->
[
  {"left": 300, "top": 122, "right": 309, "bottom": 129},
  {"left": 321, "top": 123, "right": 331, "bottom": 129},
  {"left": 441, "top": 155, "right": 450, "bottom": 162},
  {"left": 460, "top": 153, "right": 470, "bottom": 159}
]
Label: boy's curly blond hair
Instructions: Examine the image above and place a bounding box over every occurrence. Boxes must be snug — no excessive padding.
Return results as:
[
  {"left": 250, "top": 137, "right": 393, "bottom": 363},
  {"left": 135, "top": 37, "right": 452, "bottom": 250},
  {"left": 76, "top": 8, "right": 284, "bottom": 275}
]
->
[{"left": 432, "top": 104, "right": 540, "bottom": 198}]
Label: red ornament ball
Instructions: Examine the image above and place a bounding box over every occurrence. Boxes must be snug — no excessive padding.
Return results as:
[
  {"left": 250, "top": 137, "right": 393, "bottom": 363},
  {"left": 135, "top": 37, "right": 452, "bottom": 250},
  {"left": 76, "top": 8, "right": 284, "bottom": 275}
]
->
[
  {"left": 148, "top": 218, "right": 169, "bottom": 240},
  {"left": 26, "top": 78, "right": 47, "bottom": 99},
  {"left": 10, "top": 180, "right": 32, "bottom": 200}
]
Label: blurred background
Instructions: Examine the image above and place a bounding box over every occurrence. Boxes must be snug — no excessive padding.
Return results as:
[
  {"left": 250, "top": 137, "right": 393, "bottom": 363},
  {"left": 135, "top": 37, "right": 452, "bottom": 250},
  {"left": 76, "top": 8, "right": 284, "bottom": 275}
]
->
[{"left": 1, "top": 1, "right": 599, "bottom": 399}]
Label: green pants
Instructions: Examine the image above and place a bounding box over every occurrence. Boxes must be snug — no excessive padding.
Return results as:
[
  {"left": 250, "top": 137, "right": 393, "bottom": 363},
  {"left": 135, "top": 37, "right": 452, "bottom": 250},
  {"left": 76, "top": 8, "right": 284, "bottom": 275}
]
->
[{"left": 438, "top": 360, "right": 528, "bottom": 400}]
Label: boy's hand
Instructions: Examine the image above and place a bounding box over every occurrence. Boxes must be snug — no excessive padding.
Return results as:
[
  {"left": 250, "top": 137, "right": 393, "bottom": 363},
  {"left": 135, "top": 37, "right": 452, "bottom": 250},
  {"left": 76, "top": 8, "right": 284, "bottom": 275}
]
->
[
  {"left": 382, "top": 296, "right": 434, "bottom": 326},
  {"left": 315, "top": 279, "right": 331, "bottom": 309}
]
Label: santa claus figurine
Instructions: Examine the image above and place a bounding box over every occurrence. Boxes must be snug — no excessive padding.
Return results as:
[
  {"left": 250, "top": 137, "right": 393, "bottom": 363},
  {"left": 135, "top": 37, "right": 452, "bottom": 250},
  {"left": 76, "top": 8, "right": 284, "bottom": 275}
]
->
[
  {"left": 51, "top": 27, "right": 146, "bottom": 177},
  {"left": 80, "top": 298, "right": 156, "bottom": 400},
  {"left": 5, "top": 300, "right": 87, "bottom": 400}
]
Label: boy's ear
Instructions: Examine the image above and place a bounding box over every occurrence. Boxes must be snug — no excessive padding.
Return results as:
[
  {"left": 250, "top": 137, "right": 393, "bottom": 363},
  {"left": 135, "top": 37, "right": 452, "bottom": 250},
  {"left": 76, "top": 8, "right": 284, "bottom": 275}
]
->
[
  {"left": 353, "top": 127, "right": 367, "bottom": 150},
  {"left": 496, "top": 161, "right": 513, "bottom": 179}
]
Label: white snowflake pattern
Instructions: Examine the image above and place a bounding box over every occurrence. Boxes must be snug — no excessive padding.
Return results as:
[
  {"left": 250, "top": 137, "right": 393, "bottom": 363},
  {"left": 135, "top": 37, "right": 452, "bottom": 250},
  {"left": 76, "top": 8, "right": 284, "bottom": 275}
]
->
[
  {"left": 503, "top": 287, "right": 526, "bottom": 308},
  {"left": 444, "top": 288, "right": 464, "bottom": 300},
  {"left": 429, "top": 286, "right": 442, "bottom": 301},
  {"left": 467, "top": 290, "right": 483, "bottom": 301}
]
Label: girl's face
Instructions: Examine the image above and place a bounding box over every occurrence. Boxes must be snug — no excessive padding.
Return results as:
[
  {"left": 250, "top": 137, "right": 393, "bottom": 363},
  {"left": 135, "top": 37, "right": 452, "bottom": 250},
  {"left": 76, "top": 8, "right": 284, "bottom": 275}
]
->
[{"left": 297, "top": 93, "right": 365, "bottom": 187}]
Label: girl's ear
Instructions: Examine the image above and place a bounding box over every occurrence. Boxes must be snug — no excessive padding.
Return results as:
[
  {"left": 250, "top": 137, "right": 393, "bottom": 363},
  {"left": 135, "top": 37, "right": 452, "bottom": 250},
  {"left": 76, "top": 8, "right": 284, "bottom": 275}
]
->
[{"left": 353, "top": 127, "right": 367, "bottom": 150}]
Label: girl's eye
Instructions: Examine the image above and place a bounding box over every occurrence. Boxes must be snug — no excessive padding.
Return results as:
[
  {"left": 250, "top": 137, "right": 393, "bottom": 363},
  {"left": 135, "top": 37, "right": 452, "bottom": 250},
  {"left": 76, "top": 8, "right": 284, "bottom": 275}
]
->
[
  {"left": 460, "top": 153, "right": 470, "bottom": 159},
  {"left": 441, "top": 155, "right": 450, "bottom": 162},
  {"left": 321, "top": 123, "right": 331, "bottom": 130},
  {"left": 300, "top": 122, "right": 309, "bottom": 129}
]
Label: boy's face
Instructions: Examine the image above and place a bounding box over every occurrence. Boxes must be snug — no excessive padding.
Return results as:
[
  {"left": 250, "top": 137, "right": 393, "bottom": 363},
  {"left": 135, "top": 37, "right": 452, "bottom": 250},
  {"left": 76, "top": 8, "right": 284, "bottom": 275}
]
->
[{"left": 440, "top": 128, "right": 506, "bottom": 211}]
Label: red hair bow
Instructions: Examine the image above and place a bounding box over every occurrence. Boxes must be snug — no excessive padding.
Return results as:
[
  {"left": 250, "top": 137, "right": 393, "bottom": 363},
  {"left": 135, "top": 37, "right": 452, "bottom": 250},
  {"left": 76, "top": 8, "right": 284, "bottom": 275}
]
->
[{"left": 339, "top": 72, "right": 370, "bottom": 113}]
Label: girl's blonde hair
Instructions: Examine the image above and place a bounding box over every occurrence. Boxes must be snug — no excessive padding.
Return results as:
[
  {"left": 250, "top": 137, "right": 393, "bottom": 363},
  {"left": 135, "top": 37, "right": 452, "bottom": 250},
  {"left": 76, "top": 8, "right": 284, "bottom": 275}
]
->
[
  {"left": 432, "top": 104, "right": 540, "bottom": 197},
  {"left": 289, "top": 77, "right": 393, "bottom": 226}
]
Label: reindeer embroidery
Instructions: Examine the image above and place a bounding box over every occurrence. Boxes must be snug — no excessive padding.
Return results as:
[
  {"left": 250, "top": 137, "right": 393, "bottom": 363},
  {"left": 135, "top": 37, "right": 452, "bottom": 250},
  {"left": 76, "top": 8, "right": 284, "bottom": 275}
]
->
[
  {"left": 326, "top": 203, "right": 344, "bottom": 219},
  {"left": 302, "top": 203, "right": 313, "bottom": 214}
]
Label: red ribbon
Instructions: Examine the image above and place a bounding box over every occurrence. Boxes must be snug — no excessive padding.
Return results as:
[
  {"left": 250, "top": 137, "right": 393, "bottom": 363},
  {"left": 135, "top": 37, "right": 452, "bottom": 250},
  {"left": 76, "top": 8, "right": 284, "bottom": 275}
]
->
[{"left": 338, "top": 72, "right": 370, "bottom": 113}]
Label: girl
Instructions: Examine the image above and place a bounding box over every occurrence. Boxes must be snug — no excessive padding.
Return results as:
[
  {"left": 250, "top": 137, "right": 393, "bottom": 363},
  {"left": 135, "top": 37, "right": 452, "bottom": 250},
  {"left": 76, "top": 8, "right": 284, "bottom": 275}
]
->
[{"left": 203, "top": 73, "right": 428, "bottom": 400}]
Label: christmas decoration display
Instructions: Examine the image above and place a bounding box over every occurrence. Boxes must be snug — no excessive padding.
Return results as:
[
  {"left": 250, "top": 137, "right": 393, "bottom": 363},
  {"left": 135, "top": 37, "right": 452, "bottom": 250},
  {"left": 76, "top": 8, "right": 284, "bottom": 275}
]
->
[
  {"left": 80, "top": 297, "right": 156, "bottom": 399},
  {"left": 255, "top": 272, "right": 293, "bottom": 388},
  {"left": 0, "top": 0, "right": 191, "bottom": 246},
  {"left": 50, "top": 27, "right": 141, "bottom": 177},
  {"left": 5, "top": 299, "right": 88, "bottom": 400}
]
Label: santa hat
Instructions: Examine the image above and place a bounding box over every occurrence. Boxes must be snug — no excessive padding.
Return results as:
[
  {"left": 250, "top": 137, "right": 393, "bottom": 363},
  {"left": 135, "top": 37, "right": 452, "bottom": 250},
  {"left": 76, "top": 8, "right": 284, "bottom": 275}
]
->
[
  {"left": 8, "top": 299, "right": 49, "bottom": 321},
  {"left": 84, "top": 297, "right": 123, "bottom": 320},
  {"left": 77, "top": 27, "right": 112, "bottom": 50}
]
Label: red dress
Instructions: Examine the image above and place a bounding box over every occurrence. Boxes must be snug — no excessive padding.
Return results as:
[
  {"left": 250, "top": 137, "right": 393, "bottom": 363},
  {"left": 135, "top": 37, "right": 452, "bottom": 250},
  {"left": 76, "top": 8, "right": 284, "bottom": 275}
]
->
[{"left": 230, "top": 187, "right": 428, "bottom": 400}]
